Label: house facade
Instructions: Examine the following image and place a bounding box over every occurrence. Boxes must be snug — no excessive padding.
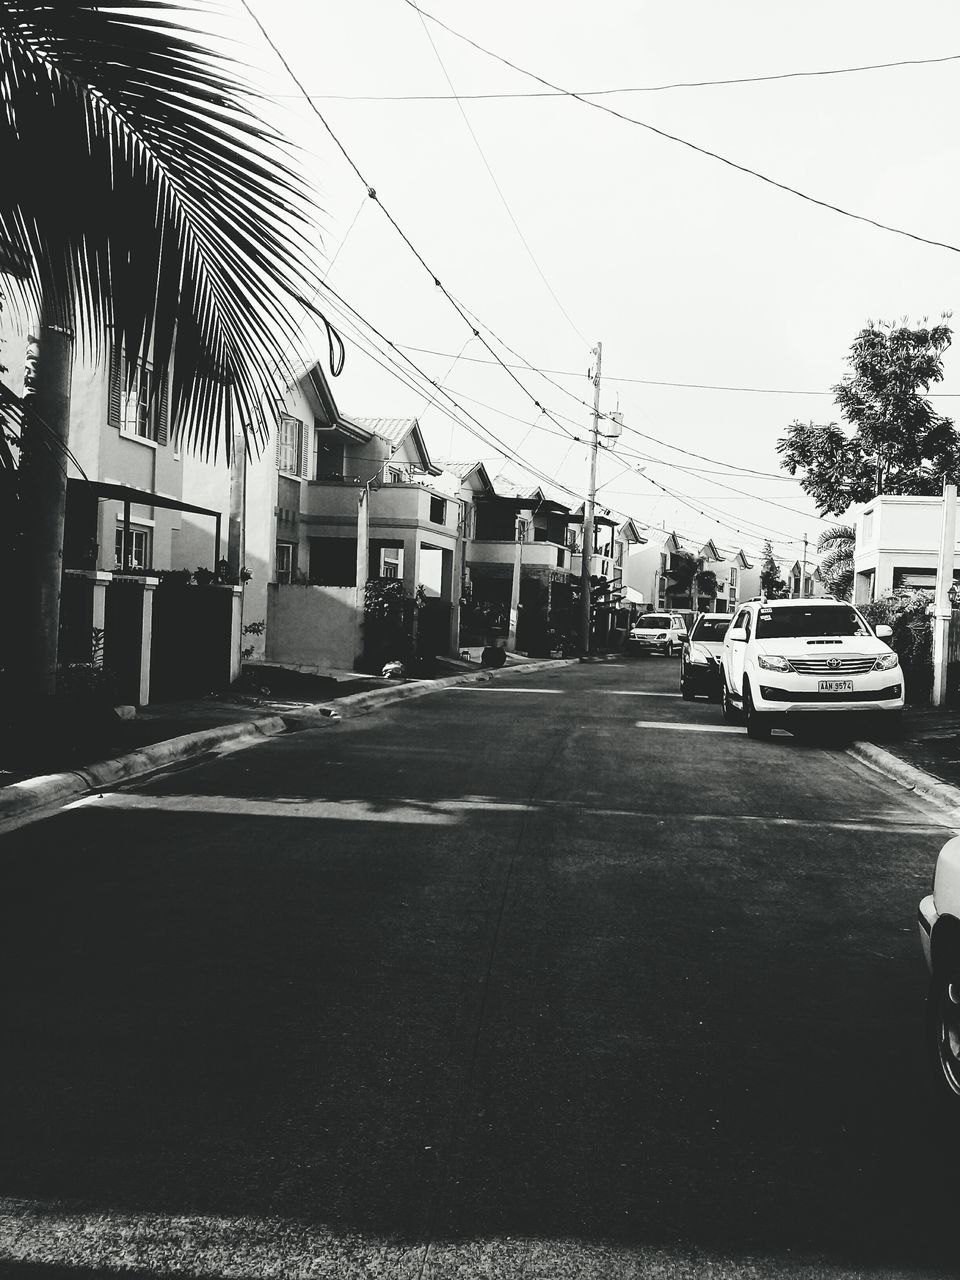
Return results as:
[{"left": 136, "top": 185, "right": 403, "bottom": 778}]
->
[
  {"left": 252, "top": 364, "right": 462, "bottom": 672},
  {"left": 2, "top": 321, "right": 242, "bottom": 705},
  {"left": 852, "top": 494, "right": 960, "bottom": 605}
]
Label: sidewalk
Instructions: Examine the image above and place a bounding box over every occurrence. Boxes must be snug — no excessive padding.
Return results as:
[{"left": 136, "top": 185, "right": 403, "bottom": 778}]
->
[
  {"left": 0, "top": 654, "right": 573, "bottom": 824},
  {"left": 850, "top": 705, "right": 960, "bottom": 819}
]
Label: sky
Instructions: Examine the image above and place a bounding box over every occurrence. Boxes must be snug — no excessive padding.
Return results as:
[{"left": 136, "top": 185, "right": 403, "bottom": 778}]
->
[{"left": 230, "top": 0, "right": 960, "bottom": 568}]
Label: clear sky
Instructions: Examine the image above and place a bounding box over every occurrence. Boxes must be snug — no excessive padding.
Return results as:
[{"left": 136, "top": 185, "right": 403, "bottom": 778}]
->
[{"left": 233, "top": 0, "right": 960, "bottom": 567}]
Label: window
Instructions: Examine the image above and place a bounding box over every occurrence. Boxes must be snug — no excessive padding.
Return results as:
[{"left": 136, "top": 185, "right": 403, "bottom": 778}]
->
[
  {"left": 615, "top": 541, "right": 624, "bottom": 567},
  {"left": 278, "top": 416, "right": 302, "bottom": 475},
  {"left": 115, "top": 523, "right": 151, "bottom": 571},
  {"left": 691, "top": 616, "right": 731, "bottom": 642},
  {"left": 755, "top": 604, "right": 869, "bottom": 640},
  {"left": 430, "top": 495, "right": 447, "bottom": 525},
  {"left": 108, "top": 346, "right": 168, "bottom": 444},
  {"left": 389, "top": 468, "right": 404, "bottom": 484},
  {"left": 315, "top": 431, "right": 345, "bottom": 479},
  {"left": 275, "top": 542, "right": 294, "bottom": 584},
  {"left": 729, "top": 566, "right": 738, "bottom": 592},
  {"left": 380, "top": 546, "right": 403, "bottom": 578}
]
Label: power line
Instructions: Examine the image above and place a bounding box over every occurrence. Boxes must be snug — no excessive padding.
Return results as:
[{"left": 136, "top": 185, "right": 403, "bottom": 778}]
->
[
  {"left": 397, "top": 343, "right": 960, "bottom": 397},
  {"left": 282, "top": 51, "right": 960, "bottom": 101},
  {"left": 405, "top": 1, "right": 960, "bottom": 257},
  {"left": 241, "top": 0, "right": 594, "bottom": 474},
  {"left": 406, "top": 0, "right": 587, "bottom": 345}
]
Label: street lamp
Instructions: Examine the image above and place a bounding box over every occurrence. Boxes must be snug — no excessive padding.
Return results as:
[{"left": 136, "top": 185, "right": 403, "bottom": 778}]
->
[{"left": 949, "top": 581, "right": 960, "bottom": 609}]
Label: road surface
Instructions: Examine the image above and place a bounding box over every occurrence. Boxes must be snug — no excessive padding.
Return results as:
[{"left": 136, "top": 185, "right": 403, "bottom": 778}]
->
[{"left": 0, "top": 656, "right": 955, "bottom": 1278}]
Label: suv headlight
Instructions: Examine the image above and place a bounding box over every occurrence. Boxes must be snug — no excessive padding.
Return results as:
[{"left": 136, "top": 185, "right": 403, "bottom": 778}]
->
[
  {"left": 687, "top": 644, "right": 710, "bottom": 665},
  {"left": 657, "top": 633, "right": 666, "bottom": 640},
  {"left": 874, "top": 652, "right": 899, "bottom": 671},
  {"left": 758, "top": 655, "right": 792, "bottom": 672}
]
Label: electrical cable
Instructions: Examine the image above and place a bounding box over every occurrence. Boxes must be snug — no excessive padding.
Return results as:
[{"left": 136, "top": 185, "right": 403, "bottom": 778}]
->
[
  {"left": 403, "top": 1, "right": 960, "bottom": 257},
  {"left": 407, "top": 0, "right": 587, "bottom": 345},
  {"left": 283, "top": 51, "right": 960, "bottom": 101},
  {"left": 240, "top": 0, "right": 592, "bottom": 458},
  {"left": 398, "top": 343, "right": 960, "bottom": 398}
]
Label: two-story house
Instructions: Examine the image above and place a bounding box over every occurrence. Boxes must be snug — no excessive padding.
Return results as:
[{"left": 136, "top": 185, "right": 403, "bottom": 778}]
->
[
  {"left": 2, "top": 321, "right": 242, "bottom": 706},
  {"left": 253, "top": 362, "right": 462, "bottom": 672}
]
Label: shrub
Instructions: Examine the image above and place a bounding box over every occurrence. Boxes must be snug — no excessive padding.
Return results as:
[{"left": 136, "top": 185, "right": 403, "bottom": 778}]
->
[{"left": 862, "top": 590, "right": 933, "bottom": 704}]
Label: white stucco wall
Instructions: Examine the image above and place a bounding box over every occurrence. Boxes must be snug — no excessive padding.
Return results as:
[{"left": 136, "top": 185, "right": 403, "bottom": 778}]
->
[{"left": 265, "top": 583, "right": 360, "bottom": 671}]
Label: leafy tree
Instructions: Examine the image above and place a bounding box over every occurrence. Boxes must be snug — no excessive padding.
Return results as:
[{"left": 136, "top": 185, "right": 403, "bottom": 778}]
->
[
  {"left": 777, "top": 319, "right": 960, "bottom": 516},
  {"left": 695, "top": 569, "right": 718, "bottom": 601},
  {"left": 0, "top": 1, "right": 333, "bottom": 696},
  {"left": 815, "top": 524, "right": 855, "bottom": 600},
  {"left": 759, "top": 540, "right": 787, "bottom": 598}
]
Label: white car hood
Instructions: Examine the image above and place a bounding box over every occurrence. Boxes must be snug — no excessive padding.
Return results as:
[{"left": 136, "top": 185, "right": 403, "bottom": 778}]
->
[{"left": 754, "top": 636, "right": 890, "bottom": 658}]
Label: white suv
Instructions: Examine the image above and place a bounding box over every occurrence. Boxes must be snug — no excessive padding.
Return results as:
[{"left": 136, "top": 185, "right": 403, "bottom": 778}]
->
[
  {"left": 719, "top": 597, "right": 904, "bottom": 738},
  {"left": 629, "top": 612, "right": 688, "bottom": 657}
]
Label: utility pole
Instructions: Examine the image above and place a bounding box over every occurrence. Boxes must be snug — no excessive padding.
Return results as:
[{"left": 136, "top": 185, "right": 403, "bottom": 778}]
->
[
  {"left": 580, "top": 342, "right": 602, "bottom": 655},
  {"left": 932, "top": 479, "right": 957, "bottom": 707},
  {"left": 507, "top": 512, "right": 524, "bottom": 652},
  {"left": 802, "top": 532, "right": 808, "bottom": 598}
]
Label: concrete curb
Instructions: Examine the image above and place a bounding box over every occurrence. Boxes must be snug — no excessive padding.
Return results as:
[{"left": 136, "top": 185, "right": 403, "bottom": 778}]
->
[
  {"left": 282, "top": 657, "right": 578, "bottom": 727},
  {"left": 846, "top": 739, "right": 960, "bottom": 823},
  {"left": 0, "top": 659, "right": 578, "bottom": 823},
  {"left": 0, "top": 716, "right": 286, "bottom": 822}
]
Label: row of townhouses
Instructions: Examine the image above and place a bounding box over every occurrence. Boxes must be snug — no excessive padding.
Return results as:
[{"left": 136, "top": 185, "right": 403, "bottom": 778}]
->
[
  {"left": 5, "top": 317, "right": 822, "bottom": 707},
  {"left": 3, "top": 328, "right": 663, "bottom": 705}
]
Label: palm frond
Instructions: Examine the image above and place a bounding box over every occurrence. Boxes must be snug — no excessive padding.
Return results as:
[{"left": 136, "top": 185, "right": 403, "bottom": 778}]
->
[
  {"left": 816, "top": 523, "right": 856, "bottom": 554},
  {"left": 0, "top": 0, "right": 331, "bottom": 458}
]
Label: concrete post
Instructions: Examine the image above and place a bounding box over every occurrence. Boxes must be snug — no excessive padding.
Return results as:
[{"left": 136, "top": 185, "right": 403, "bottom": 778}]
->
[
  {"left": 139, "top": 577, "right": 158, "bottom": 706},
  {"left": 355, "top": 488, "right": 370, "bottom": 663},
  {"left": 227, "top": 585, "right": 243, "bottom": 684},
  {"left": 932, "top": 482, "right": 957, "bottom": 707},
  {"left": 507, "top": 515, "right": 523, "bottom": 652}
]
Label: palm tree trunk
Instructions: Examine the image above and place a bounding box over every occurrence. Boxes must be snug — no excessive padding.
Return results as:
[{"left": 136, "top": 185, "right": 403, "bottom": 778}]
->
[{"left": 19, "top": 312, "right": 74, "bottom": 698}]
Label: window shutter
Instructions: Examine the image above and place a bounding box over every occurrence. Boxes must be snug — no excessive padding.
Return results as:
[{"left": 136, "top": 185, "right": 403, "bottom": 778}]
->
[
  {"left": 156, "top": 371, "right": 169, "bottom": 446},
  {"left": 275, "top": 420, "right": 282, "bottom": 469},
  {"left": 107, "top": 343, "right": 122, "bottom": 428},
  {"left": 300, "top": 421, "right": 310, "bottom": 479}
]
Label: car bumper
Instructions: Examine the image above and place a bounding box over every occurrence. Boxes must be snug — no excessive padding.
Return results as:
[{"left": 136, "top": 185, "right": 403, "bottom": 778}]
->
[
  {"left": 919, "top": 894, "right": 938, "bottom": 972},
  {"left": 684, "top": 661, "right": 720, "bottom": 689},
  {"left": 752, "top": 679, "right": 904, "bottom": 714},
  {"left": 631, "top": 637, "right": 671, "bottom": 649}
]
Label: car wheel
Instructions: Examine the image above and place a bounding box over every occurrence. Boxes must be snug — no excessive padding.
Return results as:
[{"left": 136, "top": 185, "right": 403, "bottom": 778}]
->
[
  {"left": 927, "top": 970, "right": 960, "bottom": 1113},
  {"left": 744, "top": 681, "right": 772, "bottom": 739},
  {"left": 680, "top": 662, "right": 695, "bottom": 700},
  {"left": 720, "top": 677, "right": 739, "bottom": 722}
]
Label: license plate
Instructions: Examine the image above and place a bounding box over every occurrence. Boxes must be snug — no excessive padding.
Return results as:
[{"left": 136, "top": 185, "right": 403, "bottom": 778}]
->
[{"left": 818, "top": 679, "right": 853, "bottom": 693}]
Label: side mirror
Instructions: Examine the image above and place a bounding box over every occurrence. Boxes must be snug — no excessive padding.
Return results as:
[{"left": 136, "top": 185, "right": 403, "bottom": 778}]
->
[
  {"left": 875, "top": 623, "right": 893, "bottom": 640},
  {"left": 727, "top": 626, "right": 748, "bottom": 643}
]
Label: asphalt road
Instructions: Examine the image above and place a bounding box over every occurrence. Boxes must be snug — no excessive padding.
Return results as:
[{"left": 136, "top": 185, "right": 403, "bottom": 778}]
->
[{"left": 0, "top": 656, "right": 956, "bottom": 1279}]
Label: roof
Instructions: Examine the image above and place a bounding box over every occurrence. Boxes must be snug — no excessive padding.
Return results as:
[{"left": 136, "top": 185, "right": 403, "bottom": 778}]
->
[
  {"left": 436, "top": 459, "right": 496, "bottom": 494},
  {"left": 349, "top": 416, "right": 437, "bottom": 474}
]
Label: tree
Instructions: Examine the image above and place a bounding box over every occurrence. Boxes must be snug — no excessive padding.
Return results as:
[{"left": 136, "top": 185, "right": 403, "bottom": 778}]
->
[
  {"left": 815, "top": 524, "right": 855, "bottom": 601},
  {"left": 0, "top": 1, "right": 333, "bottom": 696},
  {"left": 777, "top": 319, "right": 960, "bottom": 516},
  {"left": 759, "top": 540, "right": 787, "bottom": 599}
]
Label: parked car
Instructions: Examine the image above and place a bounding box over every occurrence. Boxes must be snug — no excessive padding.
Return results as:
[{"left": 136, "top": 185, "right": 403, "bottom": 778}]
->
[
  {"left": 719, "top": 596, "right": 904, "bottom": 738},
  {"left": 919, "top": 836, "right": 960, "bottom": 1111},
  {"left": 629, "top": 612, "right": 688, "bottom": 657},
  {"left": 680, "top": 612, "right": 732, "bottom": 700}
]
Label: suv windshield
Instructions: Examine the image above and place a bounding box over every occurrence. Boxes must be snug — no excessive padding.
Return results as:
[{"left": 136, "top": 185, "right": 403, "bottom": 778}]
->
[
  {"left": 691, "top": 617, "right": 731, "bottom": 642},
  {"left": 637, "top": 615, "right": 671, "bottom": 629},
  {"left": 755, "top": 604, "right": 871, "bottom": 640}
]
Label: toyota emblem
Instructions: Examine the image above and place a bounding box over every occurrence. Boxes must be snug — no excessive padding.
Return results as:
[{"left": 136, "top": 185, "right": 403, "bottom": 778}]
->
[{"left": 827, "top": 657, "right": 840, "bottom": 669}]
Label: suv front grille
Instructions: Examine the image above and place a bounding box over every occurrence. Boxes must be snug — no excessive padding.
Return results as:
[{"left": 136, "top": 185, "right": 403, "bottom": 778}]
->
[{"left": 789, "top": 655, "right": 877, "bottom": 675}]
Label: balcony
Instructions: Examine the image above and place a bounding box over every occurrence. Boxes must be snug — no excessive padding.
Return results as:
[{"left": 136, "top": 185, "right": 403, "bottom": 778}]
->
[
  {"left": 301, "top": 479, "right": 457, "bottom": 540},
  {"left": 467, "top": 540, "right": 569, "bottom": 571}
]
